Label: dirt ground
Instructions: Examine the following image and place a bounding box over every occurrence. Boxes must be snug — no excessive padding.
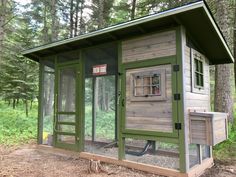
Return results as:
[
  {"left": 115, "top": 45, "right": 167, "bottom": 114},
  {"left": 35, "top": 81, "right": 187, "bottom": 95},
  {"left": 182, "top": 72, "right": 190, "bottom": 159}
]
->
[{"left": 0, "top": 144, "right": 235, "bottom": 177}]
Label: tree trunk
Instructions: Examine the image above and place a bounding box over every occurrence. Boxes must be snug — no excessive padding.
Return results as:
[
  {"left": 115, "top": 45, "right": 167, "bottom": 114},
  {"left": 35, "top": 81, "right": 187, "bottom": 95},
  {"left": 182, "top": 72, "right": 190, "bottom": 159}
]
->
[
  {"left": 44, "top": 74, "right": 50, "bottom": 115},
  {"left": 13, "top": 99, "right": 16, "bottom": 109},
  {"left": 50, "top": 0, "right": 58, "bottom": 42},
  {"left": 98, "top": 0, "right": 105, "bottom": 29},
  {"left": 0, "top": 0, "right": 6, "bottom": 65},
  {"left": 43, "top": 2, "right": 49, "bottom": 43},
  {"left": 214, "top": 0, "right": 234, "bottom": 122},
  {"left": 234, "top": 1, "right": 236, "bottom": 90},
  {"left": 74, "top": 0, "right": 79, "bottom": 36},
  {"left": 168, "top": 0, "right": 173, "bottom": 8},
  {"left": 94, "top": 77, "right": 100, "bottom": 110},
  {"left": 48, "top": 76, "right": 54, "bottom": 114},
  {"left": 65, "top": 76, "right": 74, "bottom": 112},
  {"left": 100, "top": 77, "right": 106, "bottom": 111},
  {"left": 70, "top": 0, "right": 74, "bottom": 38},
  {"left": 79, "top": 0, "right": 85, "bottom": 35},
  {"left": 25, "top": 99, "right": 29, "bottom": 117},
  {"left": 30, "top": 100, "right": 33, "bottom": 110},
  {"left": 131, "top": 0, "right": 136, "bottom": 20},
  {"left": 45, "top": 74, "right": 54, "bottom": 115}
]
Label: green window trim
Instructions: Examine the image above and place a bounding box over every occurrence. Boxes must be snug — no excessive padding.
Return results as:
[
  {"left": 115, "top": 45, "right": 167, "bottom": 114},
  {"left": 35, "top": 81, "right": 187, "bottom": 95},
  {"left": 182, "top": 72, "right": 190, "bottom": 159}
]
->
[
  {"left": 191, "top": 49, "right": 205, "bottom": 91},
  {"left": 194, "top": 57, "right": 204, "bottom": 88}
]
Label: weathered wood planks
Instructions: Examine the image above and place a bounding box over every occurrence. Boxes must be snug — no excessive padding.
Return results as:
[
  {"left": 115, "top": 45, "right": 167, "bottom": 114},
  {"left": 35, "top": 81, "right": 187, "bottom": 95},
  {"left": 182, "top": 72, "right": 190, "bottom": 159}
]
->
[
  {"left": 125, "top": 64, "right": 173, "bottom": 132},
  {"left": 189, "top": 112, "right": 228, "bottom": 146},
  {"left": 122, "top": 31, "right": 176, "bottom": 63}
]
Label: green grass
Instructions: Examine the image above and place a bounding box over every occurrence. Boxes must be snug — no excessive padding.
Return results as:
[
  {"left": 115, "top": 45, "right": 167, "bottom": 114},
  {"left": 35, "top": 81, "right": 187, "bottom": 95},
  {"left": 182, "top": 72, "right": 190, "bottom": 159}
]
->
[
  {"left": 213, "top": 121, "right": 236, "bottom": 159},
  {"left": 0, "top": 100, "right": 115, "bottom": 146},
  {"left": 213, "top": 106, "right": 236, "bottom": 160},
  {"left": 0, "top": 99, "right": 235, "bottom": 162},
  {"left": 0, "top": 101, "right": 37, "bottom": 146},
  {"left": 85, "top": 104, "right": 115, "bottom": 140}
]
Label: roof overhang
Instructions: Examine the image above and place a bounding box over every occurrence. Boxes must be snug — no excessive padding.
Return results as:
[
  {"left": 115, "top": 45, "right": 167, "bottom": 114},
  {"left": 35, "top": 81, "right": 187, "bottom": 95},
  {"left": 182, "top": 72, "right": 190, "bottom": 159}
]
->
[{"left": 22, "top": 0, "right": 234, "bottom": 64}]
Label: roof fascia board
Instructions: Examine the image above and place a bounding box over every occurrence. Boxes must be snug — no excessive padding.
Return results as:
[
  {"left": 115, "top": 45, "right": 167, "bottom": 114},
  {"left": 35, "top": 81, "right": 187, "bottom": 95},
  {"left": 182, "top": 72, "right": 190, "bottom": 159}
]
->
[
  {"left": 202, "top": 5, "right": 234, "bottom": 62},
  {"left": 22, "top": 1, "right": 204, "bottom": 55}
]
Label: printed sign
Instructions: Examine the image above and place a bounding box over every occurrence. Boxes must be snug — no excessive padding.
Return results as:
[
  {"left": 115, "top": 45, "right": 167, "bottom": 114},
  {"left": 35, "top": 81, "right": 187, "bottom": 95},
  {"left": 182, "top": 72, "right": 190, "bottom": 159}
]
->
[{"left": 93, "top": 64, "right": 107, "bottom": 75}]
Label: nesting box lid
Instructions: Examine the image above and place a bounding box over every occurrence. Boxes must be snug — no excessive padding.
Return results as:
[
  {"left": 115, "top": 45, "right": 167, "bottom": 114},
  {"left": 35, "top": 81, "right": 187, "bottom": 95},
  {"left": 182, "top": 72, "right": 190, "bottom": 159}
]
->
[{"left": 190, "top": 111, "right": 228, "bottom": 119}]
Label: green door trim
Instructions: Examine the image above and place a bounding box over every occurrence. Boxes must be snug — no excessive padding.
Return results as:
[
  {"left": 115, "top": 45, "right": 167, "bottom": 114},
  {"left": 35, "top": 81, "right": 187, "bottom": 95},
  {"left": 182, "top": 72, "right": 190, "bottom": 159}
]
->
[
  {"left": 120, "top": 56, "right": 179, "bottom": 138},
  {"left": 54, "top": 61, "right": 80, "bottom": 151}
]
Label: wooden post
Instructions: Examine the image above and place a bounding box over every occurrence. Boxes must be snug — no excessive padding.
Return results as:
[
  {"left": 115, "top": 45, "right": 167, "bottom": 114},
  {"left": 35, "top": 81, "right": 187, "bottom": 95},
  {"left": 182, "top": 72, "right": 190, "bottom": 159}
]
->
[
  {"left": 92, "top": 77, "right": 97, "bottom": 142},
  {"left": 115, "top": 74, "right": 118, "bottom": 141}
]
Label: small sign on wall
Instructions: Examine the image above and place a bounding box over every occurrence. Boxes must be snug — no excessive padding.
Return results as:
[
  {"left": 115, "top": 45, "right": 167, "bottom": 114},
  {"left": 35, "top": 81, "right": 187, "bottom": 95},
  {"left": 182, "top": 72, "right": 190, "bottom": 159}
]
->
[{"left": 93, "top": 64, "right": 107, "bottom": 76}]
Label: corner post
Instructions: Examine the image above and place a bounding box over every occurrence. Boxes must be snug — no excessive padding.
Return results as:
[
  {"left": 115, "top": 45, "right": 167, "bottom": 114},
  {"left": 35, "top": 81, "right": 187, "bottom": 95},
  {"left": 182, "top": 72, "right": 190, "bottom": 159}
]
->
[
  {"left": 118, "top": 41, "right": 125, "bottom": 160},
  {"left": 53, "top": 56, "right": 58, "bottom": 147},
  {"left": 78, "top": 50, "right": 85, "bottom": 152},
  {"left": 38, "top": 60, "right": 44, "bottom": 144},
  {"left": 176, "top": 26, "right": 189, "bottom": 172}
]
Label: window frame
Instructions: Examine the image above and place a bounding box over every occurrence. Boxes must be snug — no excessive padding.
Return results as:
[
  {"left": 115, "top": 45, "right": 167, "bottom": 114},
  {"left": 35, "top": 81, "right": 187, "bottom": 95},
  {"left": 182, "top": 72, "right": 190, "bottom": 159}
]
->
[
  {"left": 133, "top": 73, "right": 162, "bottom": 97},
  {"left": 191, "top": 48, "right": 206, "bottom": 94},
  {"left": 129, "top": 67, "right": 166, "bottom": 102},
  {"left": 194, "top": 57, "right": 204, "bottom": 88}
]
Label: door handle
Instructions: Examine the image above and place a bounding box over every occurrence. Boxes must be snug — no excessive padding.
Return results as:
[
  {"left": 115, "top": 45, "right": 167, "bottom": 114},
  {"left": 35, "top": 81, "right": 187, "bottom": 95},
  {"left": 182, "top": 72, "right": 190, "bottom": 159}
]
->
[{"left": 117, "top": 91, "right": 121, "bottom": 105}]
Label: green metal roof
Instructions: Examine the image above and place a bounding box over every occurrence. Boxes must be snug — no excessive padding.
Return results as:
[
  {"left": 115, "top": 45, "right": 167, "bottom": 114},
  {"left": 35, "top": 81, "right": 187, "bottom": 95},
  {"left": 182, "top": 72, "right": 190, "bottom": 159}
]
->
[{"left": 22, "top": 0, "right": 234, "bottom": 64}]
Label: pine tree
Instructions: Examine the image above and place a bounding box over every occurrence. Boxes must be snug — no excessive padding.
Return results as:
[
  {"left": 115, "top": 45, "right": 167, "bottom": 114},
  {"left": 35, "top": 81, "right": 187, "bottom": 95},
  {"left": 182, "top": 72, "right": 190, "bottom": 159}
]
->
[
  {"left": 214, "top": 0, "right": 234, "bottom": 121},
  {"left": 0, "top": 1, "right": 15, "bottom": 67},
  {"left": 0, "top": 8, "right": 38, "bottom": 115}
]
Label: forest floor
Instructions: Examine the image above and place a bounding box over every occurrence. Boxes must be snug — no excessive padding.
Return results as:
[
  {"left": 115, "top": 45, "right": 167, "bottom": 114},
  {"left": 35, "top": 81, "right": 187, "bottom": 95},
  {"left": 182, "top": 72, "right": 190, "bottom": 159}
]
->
[{"left": 0, "top": 144, "right": 236, "bottom": 177}]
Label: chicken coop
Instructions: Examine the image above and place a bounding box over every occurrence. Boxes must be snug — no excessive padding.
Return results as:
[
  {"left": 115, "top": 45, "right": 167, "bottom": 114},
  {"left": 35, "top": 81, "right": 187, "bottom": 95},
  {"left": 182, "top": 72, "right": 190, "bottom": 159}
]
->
[{"left": 22, "top": 1, "right": 233, "bottom": 177}]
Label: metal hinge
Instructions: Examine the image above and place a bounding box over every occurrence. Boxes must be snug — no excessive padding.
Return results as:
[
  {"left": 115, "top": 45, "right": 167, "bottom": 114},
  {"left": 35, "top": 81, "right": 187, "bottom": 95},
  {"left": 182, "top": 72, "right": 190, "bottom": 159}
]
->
[
  {"left": 175, "top": 123, "right": 182, "bottom": 130},
  {"left": 122, "top": 98, "right": 125, "bottom": 107},
  {"left": 173, "top": 65, "right": 180, "bottom": 72},
  {"left": 174, "top": 93, "right": 181, "bottom": 100}
]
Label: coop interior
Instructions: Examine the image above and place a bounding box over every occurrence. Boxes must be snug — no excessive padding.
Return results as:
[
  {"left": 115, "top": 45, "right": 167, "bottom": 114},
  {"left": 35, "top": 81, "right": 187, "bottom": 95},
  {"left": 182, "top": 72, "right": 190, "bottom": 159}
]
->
[
  {"left": 83, "top": 43, "right": 118, "bottom": 158},
  {"left": 41, "top": 59, "right": 55, "bottom": 146}
]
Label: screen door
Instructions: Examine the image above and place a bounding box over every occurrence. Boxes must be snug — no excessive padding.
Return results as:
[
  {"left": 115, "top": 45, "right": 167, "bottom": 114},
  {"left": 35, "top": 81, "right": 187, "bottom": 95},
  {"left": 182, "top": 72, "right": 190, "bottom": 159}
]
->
[{"left": 55, "top": 64, "right": 79, "bottom": 150}]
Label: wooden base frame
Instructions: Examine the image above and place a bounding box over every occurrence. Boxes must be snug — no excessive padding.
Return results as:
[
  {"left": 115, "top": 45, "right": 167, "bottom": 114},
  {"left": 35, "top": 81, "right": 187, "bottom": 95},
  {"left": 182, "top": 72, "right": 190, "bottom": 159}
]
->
[
  {"left": 37, "top": 145, "right": 213, "bottom": 177},
  {"left": 188, "top": 158, "right": 214, "bottom": 177}
]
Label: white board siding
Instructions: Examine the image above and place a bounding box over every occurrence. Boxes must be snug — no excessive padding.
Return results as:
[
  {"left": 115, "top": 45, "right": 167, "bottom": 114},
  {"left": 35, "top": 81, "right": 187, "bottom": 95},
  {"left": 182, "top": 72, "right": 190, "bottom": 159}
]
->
[
  {"left": 122, "top": 30, "right": 176, "bottom": 63},
  {"left": 184, "top": 46, "right": 211, "bottom": 144}
]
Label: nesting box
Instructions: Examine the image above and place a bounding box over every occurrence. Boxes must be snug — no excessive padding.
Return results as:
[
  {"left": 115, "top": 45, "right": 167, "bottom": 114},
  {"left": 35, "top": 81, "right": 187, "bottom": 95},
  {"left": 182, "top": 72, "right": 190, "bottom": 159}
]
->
[{"left": 190, "top": 111, "right": 228, "bottom": 146}]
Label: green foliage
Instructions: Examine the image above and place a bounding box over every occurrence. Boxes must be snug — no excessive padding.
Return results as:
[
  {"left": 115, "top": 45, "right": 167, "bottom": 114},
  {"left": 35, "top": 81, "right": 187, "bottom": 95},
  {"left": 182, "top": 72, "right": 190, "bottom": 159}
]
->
[
  {"left": 0, "top": 101, "right": 37, "bottom": 146},
  {"left": 213, "top": 107, "right": 236, "bottom": 159},
  {"left": 95, "top": 109, "right": 115, "bottom": 139},
  {"left": 85, "top": 104, "right": 115, "bottom": 140},
  {"left": 85, "top": 105, "right": 92, "bottom": 137},
  {"left": 0, "top": 8, "right": 39, "bottom": 115},
  {"left": 43, "top": 115, "right": 54, "bottom": 134}
]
